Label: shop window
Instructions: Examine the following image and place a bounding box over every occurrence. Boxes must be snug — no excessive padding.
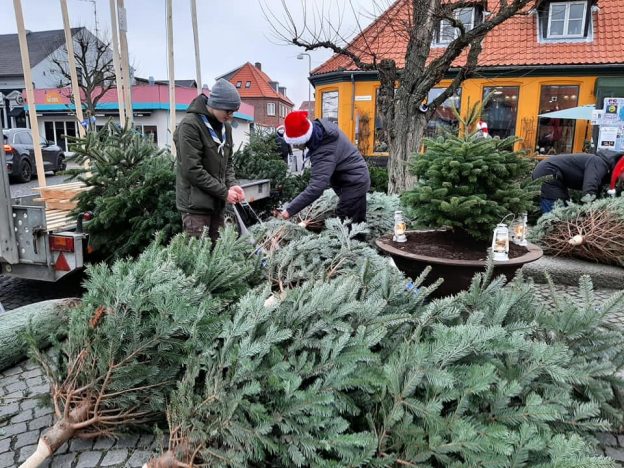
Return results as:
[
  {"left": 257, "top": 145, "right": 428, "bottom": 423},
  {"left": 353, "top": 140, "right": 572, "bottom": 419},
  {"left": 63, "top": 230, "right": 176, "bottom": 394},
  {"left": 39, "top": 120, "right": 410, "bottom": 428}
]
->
[
  {"left": 374, "top": 89, "right": 388, "bottom": 152},
  {"left": 434, "top": 7, "right": 477, "bottom": 45},
  {"left": 424, "top": 88, "right": 461, "bottom": 138},
  {"left": 267, "top": 102, "right": 276, "bottom": 116},
  {"left": 536, "top": 85, "right": 579, "bottom": 154},
  {"left": 321, "top": 91, "right": 339, "bottom": 124},
  {"left": 44, "top": 122, "right": 55, "bottom": 144},
  {"left": 482, "top": 87, "right": 520, "bottom": 140}
]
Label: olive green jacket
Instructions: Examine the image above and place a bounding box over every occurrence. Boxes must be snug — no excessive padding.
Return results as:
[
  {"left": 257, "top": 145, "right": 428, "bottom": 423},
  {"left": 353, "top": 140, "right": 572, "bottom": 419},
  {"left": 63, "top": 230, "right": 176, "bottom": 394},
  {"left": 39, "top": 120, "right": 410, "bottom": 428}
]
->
[{"left": 174, "top": 94, "right": 235, "bottom": 214}]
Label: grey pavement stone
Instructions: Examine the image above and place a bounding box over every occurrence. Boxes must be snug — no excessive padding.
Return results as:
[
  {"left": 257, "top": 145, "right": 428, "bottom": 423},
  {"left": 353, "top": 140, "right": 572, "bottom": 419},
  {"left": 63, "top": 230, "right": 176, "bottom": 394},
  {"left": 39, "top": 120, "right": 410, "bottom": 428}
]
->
[
  {"left": 101, "top": 449, "right": 129, "bottom": 466},
  {"left": 15, "top": 429, "right": 40, "bottom": 449},
  {"left": 56, "top": 441, "right": 69, "bottom": 454},
  {"left": 606, "top": 446, "right": 624, "bottom": 462},
  {"left": 2, "top": 373, "right": 23, "bottom": 387},
  {"left": 22, "top": 369, "right": 43, "bottom": 380},
  {"left": 20, "top": 398, "right": 41, "bottom": 411},
  {"left": 2, "top": 421, "right": 27, "bottom": 437},
  {"left": 70, "top": 438, "right": 94, "bottom": 452},
  {"left": 597, "top": 432, "right": 619, "bottom": 446},
  {"left": 17, "top": 443, "right": 38, "bottom": 463},
  {"left": 137, "top": 434, "right": 154, "bottom": 448},
  {"left": 33, "top": 404, "right": 55, "bottom": 418},
  {"left": 29, "top": 414, "right": 54, "bottom": 431},
  {"left": 0, "top": 451, "right": 14, "bottom": 468},
  {"left": 26, "top": 376, "right": 45, "bottom": 387},
  {"left": 27, "top": 383, "right": 51, "bottom": 396},
  {"left": 11, "top": 408, "right": 33, "bottom": 424},
  {"left": 50, "top": 452, "right": 77, "bottom": 467},
  {"left": 75, "top": 450, "right": 103, "bottom": 468},
  {"left": 93, "top": 437, "right": 115, "bottom": 450},
  {"left": 0, "top": 438, "right": 9, "bottom": 453},
  {"left": 128, "top": 449, "right": 154, "bottom": 467},
  {"left": 0, "top": 402, "right": 20, "bottom": 419},
  {"left": 116, "top": 433, "right": 140, "bottom": 448}
]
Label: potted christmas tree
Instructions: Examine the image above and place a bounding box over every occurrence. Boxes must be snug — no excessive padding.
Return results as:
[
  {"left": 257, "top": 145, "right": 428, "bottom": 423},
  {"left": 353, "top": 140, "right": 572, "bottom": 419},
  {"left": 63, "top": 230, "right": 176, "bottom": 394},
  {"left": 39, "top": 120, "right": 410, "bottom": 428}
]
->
[{"left": 376, "top": 103, "right": 543, "bottom": 297}]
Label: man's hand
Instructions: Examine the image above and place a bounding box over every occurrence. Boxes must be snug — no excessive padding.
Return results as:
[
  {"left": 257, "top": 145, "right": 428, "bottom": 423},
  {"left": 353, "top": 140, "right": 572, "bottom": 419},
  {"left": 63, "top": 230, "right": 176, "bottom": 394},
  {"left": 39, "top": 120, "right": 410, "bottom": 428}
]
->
[
  {"left": 231, "top": 185, "right": 245, "bottom": 201},
  {"left": 227, "top": 188, "right": 241, "bottom": 204},
  {"left": 276, "top": 210, "right": 290, "bottom": 220}
]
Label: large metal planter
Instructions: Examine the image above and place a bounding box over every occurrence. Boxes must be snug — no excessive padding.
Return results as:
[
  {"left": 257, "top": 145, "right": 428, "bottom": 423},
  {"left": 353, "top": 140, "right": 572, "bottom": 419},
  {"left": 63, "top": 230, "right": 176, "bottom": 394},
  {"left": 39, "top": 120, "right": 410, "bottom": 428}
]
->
[{"left": 376, "top": 231, "right": 543, "bottom": 298}]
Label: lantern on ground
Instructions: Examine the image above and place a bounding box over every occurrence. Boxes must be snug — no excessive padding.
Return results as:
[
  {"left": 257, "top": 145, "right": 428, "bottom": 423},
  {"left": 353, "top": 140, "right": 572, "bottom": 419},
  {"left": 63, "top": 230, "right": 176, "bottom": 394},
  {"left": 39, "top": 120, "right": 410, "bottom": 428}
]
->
[
  {"left": 511, "top": 212, "right": 528, "bottom": 246},
  {"left": 393, "top": 211, "right": 407, "bottom": 243},
  {"left": 491, "top": 223, "right": 509, "bottom": 261}
]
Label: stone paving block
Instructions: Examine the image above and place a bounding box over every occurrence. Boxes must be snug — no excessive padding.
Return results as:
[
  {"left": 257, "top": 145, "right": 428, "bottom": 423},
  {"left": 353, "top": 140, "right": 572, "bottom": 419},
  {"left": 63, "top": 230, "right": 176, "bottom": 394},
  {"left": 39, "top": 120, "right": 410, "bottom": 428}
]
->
[
  {"left": 50, "top": 452, "right": 77, "bottom": 467},
  {"left": 15, "top": 429, "right": 40, "bottom": 449},
  {"left": 5, "top": 380, "right": 27, "bottom": 393},
  {"left": 76, "top": 450, "right": 103, "bottom": 468},
  {"left": 2, "top": 373, "right": 23, "bottom": 387},
  {"left": 116, "top": 433, "right": 140, "bottom": 448},
  {"left": 20, "top": 398, "right": 40, "bottom": 411},
  {"left": 128, "top": 449, "right": 155, "bottom": 467},
  {"left": 2, "top": 421, "right": 27, "bottom": 437},
  {"left": 27, "top": 383, "right": 50, "bottom": 396},
  {"left": 137, "top": 434, "right": 155, "bottom": 448},
  {"left": 56, "top": 441, "right": 69, "bottom": 454},
  {"left": 30, "top": 414, "right": 54, "bottom": 431},
  {"left": 0, "top": 438, "right": 9, "bottom": 454},
  {"left": 1, "top": 365, "right": 23, "bottom": 377},
  {"left": 26, "top": 376, "right": 45, "bottom": 387},
  {"left": 33, "top": 404, "right": 54, "bottom": 418},
  {"left": 70, "top": 437, "right": 94, "bottom": 452},
  {"left": 93, "top": 437, "right": 115, "bottom": 450},
  {"left": 0, "top": 451, "right": 14, "bottom": 468},
  {"left": 598, "top": 432, "right": 619, "bottom": 446},
  {"left": 17, "top": 443, "right": 38, "bottom": 463},
  {"left": 22, "top": 369, "right": 43, "bottom": 380},
  {"left": 11, "top": 408, "right": 33, "bottom": 424},
  {"left": 101, "top": 448, "right": 129, "bottom": 466},
  {"left": 606, "top": 446, "right": 624, "bottom": 462},
  {"left": 0, "top": 402, "right": 20, "bottom": 419}
]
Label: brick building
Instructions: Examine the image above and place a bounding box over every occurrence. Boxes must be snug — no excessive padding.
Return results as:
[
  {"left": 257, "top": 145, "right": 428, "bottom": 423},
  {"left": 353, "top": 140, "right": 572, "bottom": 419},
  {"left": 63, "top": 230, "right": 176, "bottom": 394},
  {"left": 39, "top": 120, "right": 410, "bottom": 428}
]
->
[{"left": 219, "top": 62, "right": 294, "bottom": 130}]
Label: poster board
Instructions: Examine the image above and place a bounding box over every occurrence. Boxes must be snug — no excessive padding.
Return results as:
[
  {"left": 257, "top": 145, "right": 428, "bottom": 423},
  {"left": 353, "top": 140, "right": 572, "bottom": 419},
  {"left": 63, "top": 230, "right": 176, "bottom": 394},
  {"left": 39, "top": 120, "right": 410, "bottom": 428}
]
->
[{"left": 593, "top": 98, "right": 624, "bottom": 151}]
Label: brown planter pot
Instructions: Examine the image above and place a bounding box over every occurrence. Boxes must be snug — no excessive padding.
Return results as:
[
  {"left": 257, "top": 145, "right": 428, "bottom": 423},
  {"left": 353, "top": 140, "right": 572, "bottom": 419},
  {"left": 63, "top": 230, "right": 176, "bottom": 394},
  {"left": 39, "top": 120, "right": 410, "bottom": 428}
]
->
[{"left": 376, "top": 231, "right": 543, "bottom": 298}]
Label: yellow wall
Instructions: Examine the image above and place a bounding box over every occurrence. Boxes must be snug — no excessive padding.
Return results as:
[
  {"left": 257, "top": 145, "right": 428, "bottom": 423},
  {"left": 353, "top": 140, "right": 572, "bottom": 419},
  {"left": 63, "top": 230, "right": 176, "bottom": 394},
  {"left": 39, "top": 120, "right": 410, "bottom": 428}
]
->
[{"left": 315, "top": 75, "right": 597, "bottom": 155}]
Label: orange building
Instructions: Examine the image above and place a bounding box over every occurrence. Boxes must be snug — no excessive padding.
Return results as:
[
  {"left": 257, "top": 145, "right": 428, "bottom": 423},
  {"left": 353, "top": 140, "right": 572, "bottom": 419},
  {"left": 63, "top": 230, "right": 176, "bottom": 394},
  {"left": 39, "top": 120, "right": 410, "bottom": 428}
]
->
[{"left": 310, "top": 0, "right": 624, "bottom": 156}]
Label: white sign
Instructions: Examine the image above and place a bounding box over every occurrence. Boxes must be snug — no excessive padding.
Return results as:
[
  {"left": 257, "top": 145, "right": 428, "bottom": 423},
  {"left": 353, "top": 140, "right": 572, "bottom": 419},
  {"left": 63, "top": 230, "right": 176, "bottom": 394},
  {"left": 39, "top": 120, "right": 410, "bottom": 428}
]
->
[
  {"left": 598, "top": 126, "right": 619, "bottom": 150},
  {"left": 118, "top": 7, "right": 128, "bottom": 32},
  {"left": 354, "top": 95, "right": 372, "bottom": 102}
]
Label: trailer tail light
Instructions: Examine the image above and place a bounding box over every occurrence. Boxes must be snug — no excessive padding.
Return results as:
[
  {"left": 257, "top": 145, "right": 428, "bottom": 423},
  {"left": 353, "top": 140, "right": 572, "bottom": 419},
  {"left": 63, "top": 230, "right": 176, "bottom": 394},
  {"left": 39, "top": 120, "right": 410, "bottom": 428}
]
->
[{"left": 50, "top": 235, "right": 75, "bottom": 252}]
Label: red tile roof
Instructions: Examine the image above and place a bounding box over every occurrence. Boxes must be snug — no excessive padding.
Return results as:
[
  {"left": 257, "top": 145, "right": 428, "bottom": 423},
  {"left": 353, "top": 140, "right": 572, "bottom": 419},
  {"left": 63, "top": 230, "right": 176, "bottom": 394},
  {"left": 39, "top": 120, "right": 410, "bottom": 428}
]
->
[
  {"left": 313, "top": 0, "right": 624, "bottom": 75},
  {"left": 225, "top": 62, "right": 294, "bottom": 106}
]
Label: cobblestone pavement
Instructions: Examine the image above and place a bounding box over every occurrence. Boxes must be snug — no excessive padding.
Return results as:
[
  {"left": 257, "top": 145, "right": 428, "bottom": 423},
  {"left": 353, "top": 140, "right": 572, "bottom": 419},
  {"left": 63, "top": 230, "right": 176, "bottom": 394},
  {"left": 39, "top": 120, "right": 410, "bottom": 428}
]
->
[
  {"left": 0, "top": 361, "right": 160, "bottom": 467},
  {"left": 0, "top": 273, "right": 85, "bottom": 312}
]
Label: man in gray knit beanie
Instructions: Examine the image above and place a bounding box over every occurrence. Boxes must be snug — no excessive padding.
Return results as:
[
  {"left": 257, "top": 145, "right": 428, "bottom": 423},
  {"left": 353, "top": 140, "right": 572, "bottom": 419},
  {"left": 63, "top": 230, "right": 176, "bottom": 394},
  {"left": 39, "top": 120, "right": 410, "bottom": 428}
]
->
[{"left": 173, "top": 78, "right": 244, "bottom": 242}]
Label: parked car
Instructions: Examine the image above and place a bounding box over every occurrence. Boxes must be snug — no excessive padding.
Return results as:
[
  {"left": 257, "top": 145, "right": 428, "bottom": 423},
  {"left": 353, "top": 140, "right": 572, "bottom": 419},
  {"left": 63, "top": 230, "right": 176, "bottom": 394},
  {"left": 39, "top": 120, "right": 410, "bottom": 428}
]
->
[{"left": 2, "top": 128, "right": 66, "bottom": 183}]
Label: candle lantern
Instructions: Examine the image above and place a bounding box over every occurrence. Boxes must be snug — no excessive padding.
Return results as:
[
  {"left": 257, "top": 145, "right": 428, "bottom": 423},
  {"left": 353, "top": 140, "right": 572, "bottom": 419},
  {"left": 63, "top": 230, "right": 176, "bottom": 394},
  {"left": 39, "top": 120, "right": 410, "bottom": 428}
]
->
[
  {"left": 491, "top": 223, "right": 509, "bottom": 261},
  {"left": 511, "top": 212, "right": 528, "bottom": 246},
  {"left": 393, "top": 211, "right": 407, "bottom": 243}
]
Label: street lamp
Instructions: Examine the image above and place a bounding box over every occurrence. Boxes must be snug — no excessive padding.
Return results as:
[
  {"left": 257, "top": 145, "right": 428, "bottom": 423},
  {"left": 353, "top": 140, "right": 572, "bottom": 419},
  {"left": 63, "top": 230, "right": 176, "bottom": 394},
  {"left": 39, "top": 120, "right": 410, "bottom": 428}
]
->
[{"left": 297, "top": 53, "right": 312, "bottom": 114}]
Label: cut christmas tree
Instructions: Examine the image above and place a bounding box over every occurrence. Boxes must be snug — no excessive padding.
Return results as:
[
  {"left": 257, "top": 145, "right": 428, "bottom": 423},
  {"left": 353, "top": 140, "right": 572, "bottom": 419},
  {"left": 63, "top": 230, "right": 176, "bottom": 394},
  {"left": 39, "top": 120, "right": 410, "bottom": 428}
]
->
[{"left": 22, "top": 229, "right": 259, "bottom": 467}]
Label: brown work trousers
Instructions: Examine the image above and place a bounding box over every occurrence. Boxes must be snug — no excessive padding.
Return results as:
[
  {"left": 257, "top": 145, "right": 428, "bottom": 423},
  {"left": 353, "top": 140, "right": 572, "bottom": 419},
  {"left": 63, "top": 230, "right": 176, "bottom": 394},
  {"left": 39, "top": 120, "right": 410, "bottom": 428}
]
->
[{"left": 181, "top": 212, "right": 224, "bottom": 244}]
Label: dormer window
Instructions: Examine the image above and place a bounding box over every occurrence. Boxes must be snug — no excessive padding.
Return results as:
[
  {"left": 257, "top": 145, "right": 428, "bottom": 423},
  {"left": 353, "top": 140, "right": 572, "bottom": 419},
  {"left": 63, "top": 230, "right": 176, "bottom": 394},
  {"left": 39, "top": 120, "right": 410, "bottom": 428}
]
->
[
  {"left": 547, "top": 1, "right": 587, "bottom": 38},
  {"left": 434, "top": 7, "right": 477, "bottom": 45}
]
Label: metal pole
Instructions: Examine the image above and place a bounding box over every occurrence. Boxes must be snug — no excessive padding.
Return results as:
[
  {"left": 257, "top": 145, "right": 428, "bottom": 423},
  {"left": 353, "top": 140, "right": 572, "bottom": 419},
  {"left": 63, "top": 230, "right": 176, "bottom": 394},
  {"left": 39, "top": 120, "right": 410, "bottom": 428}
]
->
[
  {"left": 109, "top": 0, "right": 126, "bottom": 127},
  {"left": 166, "top": 0, "right": 176, "bottom": 153},
  {"left": 60, "top": 0, "right": 86, "bottom": 138},
  {"left": 190, "top": 0, "right": 202, "bottom": 96},
  {"left": 13, "top": 0, "right": 46, "bottom": 188}
]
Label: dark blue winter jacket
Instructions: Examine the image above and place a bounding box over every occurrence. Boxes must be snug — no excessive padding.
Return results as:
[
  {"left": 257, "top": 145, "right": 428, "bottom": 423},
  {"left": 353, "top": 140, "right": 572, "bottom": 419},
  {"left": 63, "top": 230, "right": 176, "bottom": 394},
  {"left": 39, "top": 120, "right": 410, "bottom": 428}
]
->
[{"left": 286, "top": 119, "right": 370, "bottom": 216}]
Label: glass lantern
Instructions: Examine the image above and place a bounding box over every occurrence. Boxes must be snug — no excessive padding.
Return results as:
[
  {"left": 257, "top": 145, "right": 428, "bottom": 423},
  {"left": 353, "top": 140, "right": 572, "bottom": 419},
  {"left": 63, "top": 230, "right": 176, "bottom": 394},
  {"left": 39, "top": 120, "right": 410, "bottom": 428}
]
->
[
  {"left": 393, "top": 211, "right": 407, "bottom": 243},
  {"left": 491, "top": 223, "right": 509, "bottom": 261},
  {"left": 511, "top": 213, "right": 528, "bottom": 247}
]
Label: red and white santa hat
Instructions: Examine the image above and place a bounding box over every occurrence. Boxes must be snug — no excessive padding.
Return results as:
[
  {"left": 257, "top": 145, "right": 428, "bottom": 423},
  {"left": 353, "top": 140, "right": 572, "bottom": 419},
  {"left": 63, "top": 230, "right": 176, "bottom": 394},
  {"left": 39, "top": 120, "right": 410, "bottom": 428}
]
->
[
  {"left": 477, "top": 120, "right": 490, "bottom": 137},
  {"left": 283, "top": 110, "right": 313, "bottom": 145},
  {"left": 607, "top": 156, "right": 624, "bottom": 195}
]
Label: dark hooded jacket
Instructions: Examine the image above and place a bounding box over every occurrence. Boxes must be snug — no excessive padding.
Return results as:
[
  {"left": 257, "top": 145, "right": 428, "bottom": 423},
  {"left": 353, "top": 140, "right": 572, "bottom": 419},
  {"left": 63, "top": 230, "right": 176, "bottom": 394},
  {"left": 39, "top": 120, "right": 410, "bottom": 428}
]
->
[
  {"left": 532, "top": 150, "right": 624, "bottom": 199},
  {"left": 286, "top": 119, "right": 370, "bottom": 216},
  {"left": 174, "top": 94, "right": 235, "bottom": 214}
]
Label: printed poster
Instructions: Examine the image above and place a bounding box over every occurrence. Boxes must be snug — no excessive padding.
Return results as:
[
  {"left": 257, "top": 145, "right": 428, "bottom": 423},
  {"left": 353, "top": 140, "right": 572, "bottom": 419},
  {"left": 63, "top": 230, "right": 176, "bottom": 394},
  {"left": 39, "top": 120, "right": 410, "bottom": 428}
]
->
[{"left": 598, "top": 126, "right": 619, "bottom": 149}]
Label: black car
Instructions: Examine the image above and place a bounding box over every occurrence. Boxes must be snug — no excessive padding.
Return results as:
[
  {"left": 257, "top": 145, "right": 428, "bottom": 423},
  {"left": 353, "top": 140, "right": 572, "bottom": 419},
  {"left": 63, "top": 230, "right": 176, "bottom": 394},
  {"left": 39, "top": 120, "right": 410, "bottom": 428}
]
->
[{"left": 2, "top": 128, "right": 66, "bottom": 183}]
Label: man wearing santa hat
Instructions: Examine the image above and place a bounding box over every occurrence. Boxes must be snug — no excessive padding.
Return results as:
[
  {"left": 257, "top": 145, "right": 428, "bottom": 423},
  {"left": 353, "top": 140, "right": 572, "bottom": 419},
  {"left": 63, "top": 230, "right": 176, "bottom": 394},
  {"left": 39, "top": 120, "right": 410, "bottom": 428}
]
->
[
  {"left": 278, "top": 110, "right": 371, "bottom": 224},
  {"left": 532, "top": 149, "right": 624, "bottom": 213}
]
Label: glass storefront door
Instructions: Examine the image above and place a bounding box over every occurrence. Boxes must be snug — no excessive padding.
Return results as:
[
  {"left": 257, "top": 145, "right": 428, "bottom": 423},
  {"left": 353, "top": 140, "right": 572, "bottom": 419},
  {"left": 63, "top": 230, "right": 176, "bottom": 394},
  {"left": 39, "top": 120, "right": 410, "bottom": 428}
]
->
[
  {"left": 482, "top": 86, "right": 520, "bottom": 140},
  {"left": 537, "top": 85, "right": 579, "bottom": 154}
]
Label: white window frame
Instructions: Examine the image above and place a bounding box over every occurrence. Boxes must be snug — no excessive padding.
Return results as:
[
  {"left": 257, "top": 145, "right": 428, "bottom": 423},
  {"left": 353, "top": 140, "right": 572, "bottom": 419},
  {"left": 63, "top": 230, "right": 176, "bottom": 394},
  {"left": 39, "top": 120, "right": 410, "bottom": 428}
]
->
[
  {"left": 435, "top": 7, "right": 476, "bottom": 45},
  {"left": 267, "top": 102, "right": 276, "bottom": 116},
  {"left": 547, "top": 1, "right": 587, "bottom": 39}
]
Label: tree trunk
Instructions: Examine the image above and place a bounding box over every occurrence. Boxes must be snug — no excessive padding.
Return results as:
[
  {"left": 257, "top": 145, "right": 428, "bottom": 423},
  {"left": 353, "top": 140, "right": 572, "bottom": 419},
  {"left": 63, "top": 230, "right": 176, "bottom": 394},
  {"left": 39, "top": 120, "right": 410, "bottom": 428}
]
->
[{"left": 387, "top": 107, "right": 427, "bottom": 194}]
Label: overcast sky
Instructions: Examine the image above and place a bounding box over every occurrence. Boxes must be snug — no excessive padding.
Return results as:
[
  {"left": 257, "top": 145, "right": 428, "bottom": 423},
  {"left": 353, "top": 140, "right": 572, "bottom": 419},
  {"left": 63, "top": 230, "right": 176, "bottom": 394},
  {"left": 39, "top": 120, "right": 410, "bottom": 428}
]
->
[{"left": 0, "top": 0, "right": 380, "bottom": 107}]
